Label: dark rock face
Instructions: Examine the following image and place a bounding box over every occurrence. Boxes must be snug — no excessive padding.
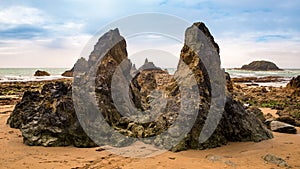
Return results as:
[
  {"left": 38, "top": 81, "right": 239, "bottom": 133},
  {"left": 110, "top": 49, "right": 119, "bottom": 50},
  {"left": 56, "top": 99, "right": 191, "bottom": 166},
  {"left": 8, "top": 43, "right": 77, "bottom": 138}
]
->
[
  {"left": 34, "top": 70, "right": 50, "bottom": 76},
  {"left": 221, "top": 96, "right": 273, "bottom": 142},
  {"left": 225, "top": 72, "right": 234, "bottom": 93},
  {"left": 241, "top": 61, "right": 281, "bottom": 71},
  {"left": 8, "top": 23, "right": 273, "bottom": 151},
  {"left": 61, "top": 57, "right": 88, "bottom": 77},
  {"left": 7, "top": 81, "right": 96, "bottom": 147},
  {"left": 276, "top": 116, "right": 296, "bottom": 126},
  {"left": 286, "top": 75, "right": 300, "bottom": 89},
  {"left": 270, "top": 121, "right": 297, "bottom": 134},
  {"left": 247, "top": 107, "right": 266, "bottom": 122}
]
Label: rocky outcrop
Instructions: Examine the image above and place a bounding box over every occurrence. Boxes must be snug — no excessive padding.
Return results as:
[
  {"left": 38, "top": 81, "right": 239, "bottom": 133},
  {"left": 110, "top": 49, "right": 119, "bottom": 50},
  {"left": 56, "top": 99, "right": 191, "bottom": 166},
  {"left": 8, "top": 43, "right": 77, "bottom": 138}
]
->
[
  {"left": 286, "top": 75, "right": 300, "bottom": 89},
  {"left": 34, "top": 70, "right": 50, "bottom": 76},
  {"left": 232, "top": 76, "right": 285, "bottom": 83},
  {"left": 225, "top": 72, "right": 234, "bottom": 93},
  {"left": 7, "top": 81, "right": 96, "bottom": 147},
  {"left": 270, "top": 121, "right": 297, "bottom": 134},
  {"left": 8, "top": 23, "right": 273, "bottom": 151},
  {"left": 241, "top": 61, "right": 281, "bottom": 71},
  {"left": 61, "top": 57, "right": 88, "bottom": 77}
]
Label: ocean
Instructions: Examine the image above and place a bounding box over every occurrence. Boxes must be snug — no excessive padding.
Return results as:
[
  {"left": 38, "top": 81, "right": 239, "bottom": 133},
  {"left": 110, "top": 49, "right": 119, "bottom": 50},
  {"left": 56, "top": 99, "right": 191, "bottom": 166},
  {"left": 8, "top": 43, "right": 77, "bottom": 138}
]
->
[
  {"left": 0, "top": 68, "right": 299, "bottom": 87},
  {"left": 167, "top": 68, "right": 300, "bottom": 87},
  {"left": 0, "top": 68, "right": 69, "bottom": 82}
]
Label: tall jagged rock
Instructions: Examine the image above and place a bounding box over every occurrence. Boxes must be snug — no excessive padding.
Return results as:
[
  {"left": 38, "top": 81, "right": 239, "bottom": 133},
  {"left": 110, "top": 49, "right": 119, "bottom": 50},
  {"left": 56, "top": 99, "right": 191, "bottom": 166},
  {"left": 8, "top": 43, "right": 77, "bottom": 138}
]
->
[
  {"left": 164, "top": 22, "right": 273, "bottom": 151},
  {"left": 286, "top": 75, "right": 300, "bottom": 89},
  {"left": 8, "top": 24, "right": 273, "bottom": 151},
  {"left": 61, "top": 57, "right": 88, "bottom": 77}
]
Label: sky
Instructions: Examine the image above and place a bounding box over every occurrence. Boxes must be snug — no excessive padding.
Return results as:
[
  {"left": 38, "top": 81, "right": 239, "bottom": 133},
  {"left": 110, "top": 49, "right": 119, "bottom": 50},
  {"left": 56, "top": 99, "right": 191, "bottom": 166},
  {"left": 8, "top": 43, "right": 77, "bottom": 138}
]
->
[{"left": 0, "top": 0, "right": 299, "bottom": 68}]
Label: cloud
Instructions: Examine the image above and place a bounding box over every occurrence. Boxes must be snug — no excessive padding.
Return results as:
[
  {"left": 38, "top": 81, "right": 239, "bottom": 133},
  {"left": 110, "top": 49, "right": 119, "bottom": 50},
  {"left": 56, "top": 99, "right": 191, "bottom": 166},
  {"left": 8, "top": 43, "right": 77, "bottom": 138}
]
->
[
  {"left": 0, "top": 34, "right": 91, "bottom": 68},
  {"left": 0, "top": 25, "right": 46, "bottom": 39},
  {"left": 0, "top": 6, "right": 45, "bottom": 27},
  {"left": 0, "top": 0, "right": 299, "bottom": 68}
]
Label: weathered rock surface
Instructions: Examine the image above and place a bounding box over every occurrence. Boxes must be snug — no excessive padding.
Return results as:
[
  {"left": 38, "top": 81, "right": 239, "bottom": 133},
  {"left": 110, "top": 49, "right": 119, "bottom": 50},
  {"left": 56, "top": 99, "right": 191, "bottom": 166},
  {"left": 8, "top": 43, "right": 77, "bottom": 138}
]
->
[
  {"left": 7, "top": 81, "right": 96, "bottom": 147},
  {"left": 8, "top": 23, "right": 273, "bottom": 150},
  {"left": 61, "top": 57, "right": 88, "bottom": 77},
  {"left": 270, "top": 121, "right": 297, "bottom": 134},
  {"left": 247, "top": 107, "right": 266, "bottom": 122},
  {"left": 34, "top": 70, "right": 50, "bottom": 76},
  {"left": 241, "top": 61, "right": 281, "bottom": 71},
  {"left": 286, "top": 75, "right": 300, "bottom": 89}
]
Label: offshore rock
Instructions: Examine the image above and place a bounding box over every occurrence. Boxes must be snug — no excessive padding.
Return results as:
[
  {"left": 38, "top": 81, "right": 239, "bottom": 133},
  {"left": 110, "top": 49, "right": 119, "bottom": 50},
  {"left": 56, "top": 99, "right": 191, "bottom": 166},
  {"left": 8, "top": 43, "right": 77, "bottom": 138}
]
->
[
  {"left": 34, "top": 70, "right": 50, "bottom": 76},
  {"left": 241, "top": 60, "right": 281, "bottom": 71}
]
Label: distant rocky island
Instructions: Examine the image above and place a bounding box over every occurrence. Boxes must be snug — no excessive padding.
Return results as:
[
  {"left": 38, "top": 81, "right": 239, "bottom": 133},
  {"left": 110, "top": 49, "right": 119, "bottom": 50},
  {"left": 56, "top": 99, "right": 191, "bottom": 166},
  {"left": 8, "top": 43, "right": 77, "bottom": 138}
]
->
[
  {"left": 241, "top": 60, "right": 281, "bottom": 71},
  {"left": 34, "top": 70, "right": 50, "bottom": 76}
]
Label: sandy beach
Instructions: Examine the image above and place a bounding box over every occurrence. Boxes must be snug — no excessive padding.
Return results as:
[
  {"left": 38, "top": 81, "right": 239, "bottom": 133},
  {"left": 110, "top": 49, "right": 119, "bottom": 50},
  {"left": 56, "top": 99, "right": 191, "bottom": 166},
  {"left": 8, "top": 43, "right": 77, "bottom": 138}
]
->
[{"left": 1, "top": 105, "right": 299, "bottom": 169}]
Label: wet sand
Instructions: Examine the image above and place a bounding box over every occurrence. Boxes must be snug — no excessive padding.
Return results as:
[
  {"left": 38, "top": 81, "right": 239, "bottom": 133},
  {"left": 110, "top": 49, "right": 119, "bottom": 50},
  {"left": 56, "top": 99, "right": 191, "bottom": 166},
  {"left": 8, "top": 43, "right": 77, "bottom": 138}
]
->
[{"left": 0, "top": 106, "right": 299, "bottom": 169}]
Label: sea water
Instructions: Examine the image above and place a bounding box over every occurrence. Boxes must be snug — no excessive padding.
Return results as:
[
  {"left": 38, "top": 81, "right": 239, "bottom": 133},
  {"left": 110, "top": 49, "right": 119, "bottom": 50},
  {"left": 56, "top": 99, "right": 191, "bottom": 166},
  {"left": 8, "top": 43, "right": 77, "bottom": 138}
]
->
[
  {"left": 0, "top": 68, "right": 69, "bottom": 82},
  {"left": 1, "top": 68, "right": 299, "bottom": 86}
]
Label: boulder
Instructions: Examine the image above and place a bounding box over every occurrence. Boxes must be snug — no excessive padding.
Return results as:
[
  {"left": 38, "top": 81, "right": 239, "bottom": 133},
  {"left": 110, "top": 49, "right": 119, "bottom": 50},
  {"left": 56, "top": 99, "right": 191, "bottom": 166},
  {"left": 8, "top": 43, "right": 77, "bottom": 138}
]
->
[
  {"left": 270, "top": 121, "right": 297, "bottom": 134},
  {"left": 34, "top": 70, "right": 50, "bottom": 76},
  {"left": 7, "top": 81, "right": 96, "bottom": 147},
  {"left": 262, "top": 154, "right": 289, "bottom": 167},
  {"left": 241, "top": 61, "right": 281, "bottom": 71}
]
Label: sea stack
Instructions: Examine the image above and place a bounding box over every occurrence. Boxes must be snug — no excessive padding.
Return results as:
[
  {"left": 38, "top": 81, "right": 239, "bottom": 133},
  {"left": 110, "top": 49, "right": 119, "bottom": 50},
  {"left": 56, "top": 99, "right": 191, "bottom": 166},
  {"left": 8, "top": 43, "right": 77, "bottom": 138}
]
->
[
  {"left": 241, "top": 60, "right": 281, "bottom": 71},
  {"left": 34, "top": 70, "right": 50, "bottom": 76}
]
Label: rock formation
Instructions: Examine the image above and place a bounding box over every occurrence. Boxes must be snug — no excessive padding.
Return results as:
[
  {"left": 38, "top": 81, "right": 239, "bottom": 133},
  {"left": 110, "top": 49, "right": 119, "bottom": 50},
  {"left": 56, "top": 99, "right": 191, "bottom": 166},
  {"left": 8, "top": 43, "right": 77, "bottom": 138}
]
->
[
  {"left": 7, "top": 81, "right": 96, "bottom": 147},
  {"left": 241, "top": 61, "right": 281, "bottom": 71},
  {"left": 8, "top": 23, "right": 273, "bottom": 151},
  {"left": 286, "top": 75, "right": 300, "bottom": 89},
  {"left": 61, "top": 57, "right": 88, "bottom": 77},
  {"left": 138, "top": 58, "right": 161, "bottom": 71},
  {"left": 34, "top": 70, "right": 50, "bottom": 76}
]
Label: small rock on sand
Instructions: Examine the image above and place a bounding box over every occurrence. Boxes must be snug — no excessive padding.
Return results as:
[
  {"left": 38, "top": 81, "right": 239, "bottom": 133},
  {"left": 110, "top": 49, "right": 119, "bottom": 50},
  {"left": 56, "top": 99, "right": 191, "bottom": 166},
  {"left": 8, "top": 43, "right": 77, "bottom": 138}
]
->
[{"left": 262, "top": 154, "right": 289, "bottom": 167}]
